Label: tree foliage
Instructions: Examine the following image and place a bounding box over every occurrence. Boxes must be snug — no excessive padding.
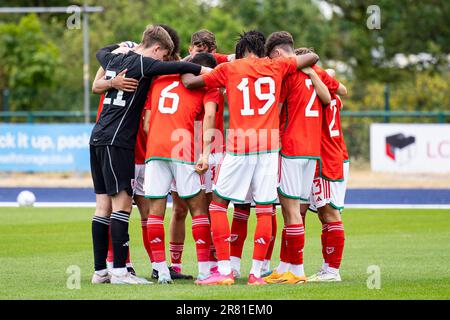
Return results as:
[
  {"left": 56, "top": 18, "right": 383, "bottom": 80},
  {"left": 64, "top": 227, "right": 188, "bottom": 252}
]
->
[{"left": 0, "top": 0, "right": 448, "bottom": 116}]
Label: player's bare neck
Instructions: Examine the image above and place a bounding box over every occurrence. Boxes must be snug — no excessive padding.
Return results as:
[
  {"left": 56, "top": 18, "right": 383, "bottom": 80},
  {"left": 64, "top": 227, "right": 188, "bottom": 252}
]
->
[
  {"left": 245, "top": 52, "right": 259, "bottom": 59},
  {"left": 134, "top": 46, "right": 155, "bottom": 59}
]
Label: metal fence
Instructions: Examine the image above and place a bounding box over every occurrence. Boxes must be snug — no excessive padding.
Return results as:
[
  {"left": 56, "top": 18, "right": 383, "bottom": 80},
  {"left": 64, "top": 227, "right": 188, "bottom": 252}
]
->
[{"left": 1, "top": 110, "right": 450, "bottom": 123}]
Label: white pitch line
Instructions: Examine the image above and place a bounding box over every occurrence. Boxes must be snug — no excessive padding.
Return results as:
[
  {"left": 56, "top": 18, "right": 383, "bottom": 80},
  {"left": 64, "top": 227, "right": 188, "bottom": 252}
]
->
[
  {"left": 0, "top": 202, "right": 449, "bottom": 209},
  {"left": 0, "top": 202, "right": 174, "bottom": 208}
]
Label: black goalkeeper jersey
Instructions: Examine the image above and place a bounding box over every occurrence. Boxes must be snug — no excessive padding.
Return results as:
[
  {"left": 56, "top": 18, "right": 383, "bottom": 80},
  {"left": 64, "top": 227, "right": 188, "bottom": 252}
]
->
[{"left": 90, "top": 44, "right": 202, "bottom": 150}]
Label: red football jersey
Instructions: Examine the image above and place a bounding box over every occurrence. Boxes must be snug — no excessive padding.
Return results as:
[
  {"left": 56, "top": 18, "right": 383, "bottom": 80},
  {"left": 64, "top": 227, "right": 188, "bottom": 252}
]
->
[
  {"left": 279, "top": 66, "right": 340, "bottom": 158},
  {"left": 134, "top": 109, "right": 147, "bottom": 164},
  {"left": 96, "top": 94, "right": 105, "bottom": 123},
  {"left": 214, "top": 53, "right": 230, "bottom": 65},
  {"left": 203, "top": 56, "right": 298, "bottom": 155},
  {"left": 320, "top": 94, "right": 345, "bottom": 181},
  {"left": 145, "top": 74, "right": 221, "bottom": 164},
  {"left": 197, "top": 91, "right": 225, "bottom": 154}
]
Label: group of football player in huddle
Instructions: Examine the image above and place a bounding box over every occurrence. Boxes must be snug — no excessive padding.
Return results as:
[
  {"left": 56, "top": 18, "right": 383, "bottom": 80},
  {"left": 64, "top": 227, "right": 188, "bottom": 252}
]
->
[{"left": 89, "top": 24, "right": 348, "bottom": 286}]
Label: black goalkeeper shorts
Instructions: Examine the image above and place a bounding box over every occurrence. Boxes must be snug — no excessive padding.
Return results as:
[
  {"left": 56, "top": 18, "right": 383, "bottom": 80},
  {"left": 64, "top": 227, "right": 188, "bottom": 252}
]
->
[{"left": 90, "top": 145, "right": 134, "bottom": 196}]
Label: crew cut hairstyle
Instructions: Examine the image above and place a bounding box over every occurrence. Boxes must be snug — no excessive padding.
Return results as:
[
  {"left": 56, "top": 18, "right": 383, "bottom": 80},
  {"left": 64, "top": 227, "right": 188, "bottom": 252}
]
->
[
  {"left": 295, "top": 47, "right": 315, "bottom": 55},
  {"left": 141, "top": 25, "right": 175, "bottom": 54},
  {"left": 235, "top": 30, "right": 266, "bottom": 59},
  {"left": 157, "top": 24, "right": 181, "bottom": 56},
  {"left": 191, "top": 52, "right": 217, "bottom": 69},
  {"left": 265, "top": 31, "right": 295, "bottom": 56}
]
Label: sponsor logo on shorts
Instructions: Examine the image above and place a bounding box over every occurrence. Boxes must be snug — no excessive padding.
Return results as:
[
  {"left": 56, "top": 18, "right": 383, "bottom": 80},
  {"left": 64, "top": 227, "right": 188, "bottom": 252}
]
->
[{"left": 326, "top": 247, "right": 335, "bottom": 254}]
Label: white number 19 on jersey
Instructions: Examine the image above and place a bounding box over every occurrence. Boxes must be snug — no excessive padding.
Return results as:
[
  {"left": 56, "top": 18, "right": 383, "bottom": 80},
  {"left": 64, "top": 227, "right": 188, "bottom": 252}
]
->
[{"left": 237, "top": 77, "right": 275, "bottom": 116}]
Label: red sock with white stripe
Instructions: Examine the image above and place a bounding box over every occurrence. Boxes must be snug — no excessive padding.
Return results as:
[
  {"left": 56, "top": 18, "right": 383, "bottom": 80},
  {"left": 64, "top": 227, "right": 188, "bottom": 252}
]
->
[
  {"left": 326, "top": 221, "right": 345, "bottom": 274},
  {"left": 230, "top": 207, "right": 250, "bottom": 272},
  {"left": 321, "top": 222, "right": 329, "bottom": 270},
  {"left": 209, "top": 202, "right": 231, "bottom": 275},
  {"left": 250, "top": 205, "right": 272, "bottom": 278},
  {"left": 141, "top": 219, "right": 154, "bottom": 264},
  {"left": 169, "top": 242, "right": 184, "bottom": 272},
  {"left": 285, "top": 224, "right": 305, "bottom": 276},
  {"left": 263, "top": 206, "right": 277, "bottom": 272},
  {"left": 192, "top": 215, "right": 211, "bottom": 276},
  {"left": 276, "top": 225, "right": 290, "bottom": 274},
  {"left": 147, "top": 215, "right": 169, "bottom": 275},
  {"left": 209, "top": 241, "right": 218, "bottom": 271}
]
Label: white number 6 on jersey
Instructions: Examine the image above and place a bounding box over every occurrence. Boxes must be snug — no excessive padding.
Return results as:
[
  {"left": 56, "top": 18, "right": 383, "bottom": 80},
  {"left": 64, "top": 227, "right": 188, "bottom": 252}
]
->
[{"left": 158, "top": 81, "right": 180, "bottom": 114}]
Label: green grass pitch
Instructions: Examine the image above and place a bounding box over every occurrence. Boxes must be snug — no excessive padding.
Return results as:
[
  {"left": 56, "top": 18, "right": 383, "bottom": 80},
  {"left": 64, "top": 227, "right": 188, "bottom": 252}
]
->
[{"left": 0, "top": 207, "right": 449, "bottom": 300}]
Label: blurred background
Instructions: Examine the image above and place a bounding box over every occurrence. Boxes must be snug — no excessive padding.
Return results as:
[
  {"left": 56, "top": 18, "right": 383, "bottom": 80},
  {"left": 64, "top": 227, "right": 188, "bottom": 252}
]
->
[{"left": 0, "top": 0, "right": 449, "bottom": 202}]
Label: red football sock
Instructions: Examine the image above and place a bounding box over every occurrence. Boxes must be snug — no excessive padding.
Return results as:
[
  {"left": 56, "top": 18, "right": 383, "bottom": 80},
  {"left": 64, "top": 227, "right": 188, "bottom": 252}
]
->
[
  {"left": 209, "top": 238, "right": 217, "bottom": 262},
  {"left": 192, "top": 215, "right": 211, "bottom": 262},
  {"left": 326, "top": 221, "right": 345, "bottom": 269},
  {"left": 147, "top": 215, "right": 165, "bottom": 263},
  {"left": 169, "top": 242, "right": 184, "bottom": 266},
  {"left": 126, "top": 248, "right": 131, "bottom": 265},
  {"left": 253, "top": 205, "right": 273, "bottom": 261},
  {"left": 265, "top": 206, "right": 277, "bottom": 260},
  {"left": 321, "top": 222, "right": 329, "bottom": 264},
  {"left": 279, "top": 225, "right": 289, "bottom": 263},
  {"left": 107, "top": 227, "right": 131, "bottom": 264},
  {"left": 230, "top": 207, "right": 250, "bottom": 258},
  {"left": 107, "top": 227, "right": 113, "bottom": 263},
  {"left": 141, "top": 219, "right": 154, "bottom": 263},
  {"left": 209, "top": 202, "right": 230, "bottom": 261},
  {"left": 285, "top": 224, "right": 305, "bottom": 265}
]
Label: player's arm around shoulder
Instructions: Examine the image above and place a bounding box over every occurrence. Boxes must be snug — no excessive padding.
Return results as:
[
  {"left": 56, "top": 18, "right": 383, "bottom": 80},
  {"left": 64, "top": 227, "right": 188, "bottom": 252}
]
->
[
  {"left": 295, "top": 52, "right": 320, "bottom": 69},
  {"left": 302, "top": 67, "right": 331, "bottom": 105},
  {"left": 181, "top": 66, "right": 213, "bottom": 89}
]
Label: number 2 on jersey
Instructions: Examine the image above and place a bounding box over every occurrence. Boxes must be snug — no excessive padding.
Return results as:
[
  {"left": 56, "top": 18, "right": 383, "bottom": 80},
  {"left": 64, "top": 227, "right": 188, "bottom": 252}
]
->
[
  {"left": 237, "top": 77, "right": 275, "bottom": 116},
  {"left": 328, "top": 99, "right": 340, "bottom": 137},
  {"left": 304, "top": 79, "right": 318, "bottom": 117}
]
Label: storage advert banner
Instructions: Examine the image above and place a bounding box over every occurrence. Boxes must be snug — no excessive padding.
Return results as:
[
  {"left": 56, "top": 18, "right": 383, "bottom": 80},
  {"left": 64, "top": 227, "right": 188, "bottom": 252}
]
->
[
  {"left": 0, "top": 124, "right": 94, "bottom": 172},
  {"left": 370, "top": 123, "right": 450, "bottom": 173}
]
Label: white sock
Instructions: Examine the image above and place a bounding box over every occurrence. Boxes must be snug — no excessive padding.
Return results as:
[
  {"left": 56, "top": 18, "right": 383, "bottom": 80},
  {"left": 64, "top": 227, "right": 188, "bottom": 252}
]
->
[
  {"left": 217, "top": 260, "right": 231, "bottom": 275},
  {"left": 276, "top": 261, "right": 290, "bottom": 274},
  {"left": 322, "top": 262, "right": 329, "bottom": 271},
  {"left": 230, "top": 256, "right": 241, "bottom": 272},
  {"left": 126, "top": 262, "right": 133, "bottom": 268},
  {"left": 290, "top": 264, "right": 305, "bottom": 277},
  {"left": 112, "top": 267, "right": 128, "bottom": 276},
  {"left": 95, "top": 269, "right": 108, "bottom": 276},
  {"left": 198, "top": 262, "right": 210, "bottom": 277},
  {"left": 250, "top": 259, "right": 264, "bottom": 278},
  {"left": 106, "top": 261, "right": 113, "bottom": 270},
  {"left": 209, "top": 261, "right": 218, "bottom": 269},
  {"left": 262, "top": 259, "right": 270, "bottom": 272},
  {"left": 327, "top": 267, "right": 339, "bottom": 275},
  {"left": 154, "top": 262, "right": 170, "bottom": 275}
]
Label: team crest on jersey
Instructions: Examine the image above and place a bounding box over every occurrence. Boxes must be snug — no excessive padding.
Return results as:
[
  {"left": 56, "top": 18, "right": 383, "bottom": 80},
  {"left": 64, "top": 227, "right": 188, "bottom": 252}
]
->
[
  {"left": 326, "top": 247, "right": 335, "bottom": 254},
  {"left": 229, "top": 234, "right": 238, "bottom": 242}
]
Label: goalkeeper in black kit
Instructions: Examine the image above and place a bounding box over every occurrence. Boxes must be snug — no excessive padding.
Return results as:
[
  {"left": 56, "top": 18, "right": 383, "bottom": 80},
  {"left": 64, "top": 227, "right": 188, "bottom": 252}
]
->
[{"left": 90, "top": 25, "right": 210, "bottom": 285}]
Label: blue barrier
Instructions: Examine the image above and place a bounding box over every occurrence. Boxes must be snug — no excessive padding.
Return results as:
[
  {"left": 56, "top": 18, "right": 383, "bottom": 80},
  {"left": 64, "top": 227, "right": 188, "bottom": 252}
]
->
[
  {"left": 0, "top": 188, "right": 449, "bottom": 205},
  {"left": 0, "top": 124, "right": 93, "bottom": 172}
]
